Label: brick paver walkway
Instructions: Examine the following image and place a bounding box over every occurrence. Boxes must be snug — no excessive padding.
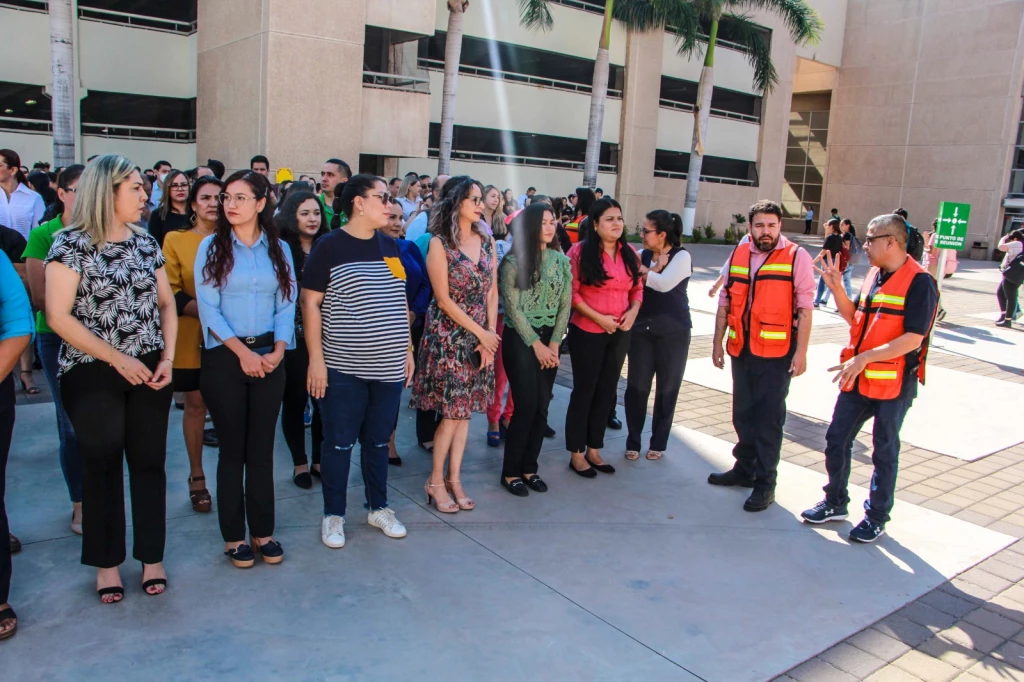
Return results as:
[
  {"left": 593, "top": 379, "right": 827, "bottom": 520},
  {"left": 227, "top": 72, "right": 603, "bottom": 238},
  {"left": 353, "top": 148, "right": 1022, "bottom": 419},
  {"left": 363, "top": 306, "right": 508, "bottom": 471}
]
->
[{"left": 556, "top": 239, "right": 1024, "bottom": 681}]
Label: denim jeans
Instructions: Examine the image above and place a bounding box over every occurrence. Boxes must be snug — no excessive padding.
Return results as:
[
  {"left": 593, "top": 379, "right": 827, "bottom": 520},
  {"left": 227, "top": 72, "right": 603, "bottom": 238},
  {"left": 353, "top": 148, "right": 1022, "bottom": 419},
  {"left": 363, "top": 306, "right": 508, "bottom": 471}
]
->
[
  {"left": 822, "top": 386, "right": 915, "bottom": 526},
  {"left": 816, "top": 269, "right": 854, "bottom": 305},
  {"left": 320, "top": 370, "right": 403, "bottom": 517},
  {"left": 38, "top": 332, "right": 82, "bottom": 503}
]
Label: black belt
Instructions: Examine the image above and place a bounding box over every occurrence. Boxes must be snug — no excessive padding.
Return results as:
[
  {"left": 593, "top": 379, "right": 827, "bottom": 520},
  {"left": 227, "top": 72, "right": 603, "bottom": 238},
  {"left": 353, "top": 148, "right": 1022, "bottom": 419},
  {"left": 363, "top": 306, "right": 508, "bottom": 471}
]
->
[{"left": 241, "top": 333, "right": 274, "bottom": 349}]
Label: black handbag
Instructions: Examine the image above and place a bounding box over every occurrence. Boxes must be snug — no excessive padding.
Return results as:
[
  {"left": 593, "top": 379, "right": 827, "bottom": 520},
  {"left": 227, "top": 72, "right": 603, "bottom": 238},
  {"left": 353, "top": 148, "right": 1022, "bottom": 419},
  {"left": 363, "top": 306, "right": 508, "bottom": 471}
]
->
[{"left": 1002, "top": 252, "right": 1024, "bottom": 285}]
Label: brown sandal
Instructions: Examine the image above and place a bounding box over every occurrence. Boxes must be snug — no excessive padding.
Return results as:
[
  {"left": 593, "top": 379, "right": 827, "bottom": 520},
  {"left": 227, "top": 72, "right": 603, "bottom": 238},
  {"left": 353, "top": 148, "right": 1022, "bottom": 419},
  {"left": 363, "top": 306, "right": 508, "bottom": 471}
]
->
[
  {"left": 625, "top": 450, "right": 640, "bottom": 461},
  {"left": 188, "top": 476, "right": 212, "bottom": 513},
  {"left": 646, "top": 450, "right": 663, "bottom": 460}
]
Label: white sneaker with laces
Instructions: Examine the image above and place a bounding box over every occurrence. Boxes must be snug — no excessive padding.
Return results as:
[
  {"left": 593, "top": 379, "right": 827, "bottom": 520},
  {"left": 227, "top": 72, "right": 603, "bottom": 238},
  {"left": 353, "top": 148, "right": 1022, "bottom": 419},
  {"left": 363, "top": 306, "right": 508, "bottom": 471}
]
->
[
  {"left": 321, "top": 515, "right": 345, "bottom": 548},
  {"left": 367, "top": 507, "right": 407, "bottom": 538}
]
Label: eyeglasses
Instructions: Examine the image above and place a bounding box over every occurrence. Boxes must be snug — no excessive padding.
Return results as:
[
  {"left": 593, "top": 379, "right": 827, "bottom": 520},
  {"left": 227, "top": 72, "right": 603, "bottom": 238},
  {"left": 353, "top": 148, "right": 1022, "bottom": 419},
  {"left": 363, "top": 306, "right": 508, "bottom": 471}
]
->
[
  {"left": 63, "top": 187, "right": 77, "bottom": 194},
  {"left": 218, "top": 193, "right": 257, "bottom": 206},
  {"left": 864, "top": 233, "right": 894, "bottom": 244},
  {"left": 640, "top": 228, "right": 658, "bottom": 236},
  {"left": 467, "top": 197, "right": 483, "bottom": 206},
  {"left": 367, "top": 192, "right": 393, "bottom": 205},
  {"left": 169, "top": 183, "right": 190, "bottom": 190}
]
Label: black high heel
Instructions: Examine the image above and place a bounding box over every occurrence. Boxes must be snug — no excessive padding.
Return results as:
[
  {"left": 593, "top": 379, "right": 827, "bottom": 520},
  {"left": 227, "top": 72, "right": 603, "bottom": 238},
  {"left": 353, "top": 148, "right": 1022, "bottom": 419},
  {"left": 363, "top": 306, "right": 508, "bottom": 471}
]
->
[
  {"left": 140, "top": 563, "right": 167, "bottom": 596},
  {"left": 97, "top": 586, "right": 124, "bottom": 604}
]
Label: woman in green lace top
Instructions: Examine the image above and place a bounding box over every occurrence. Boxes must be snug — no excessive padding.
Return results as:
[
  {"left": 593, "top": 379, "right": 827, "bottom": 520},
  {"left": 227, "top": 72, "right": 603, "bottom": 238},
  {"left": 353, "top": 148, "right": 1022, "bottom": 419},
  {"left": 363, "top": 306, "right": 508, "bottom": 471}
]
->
[{"left": 497, "top": 203, "right": 572, "bottom": 497}]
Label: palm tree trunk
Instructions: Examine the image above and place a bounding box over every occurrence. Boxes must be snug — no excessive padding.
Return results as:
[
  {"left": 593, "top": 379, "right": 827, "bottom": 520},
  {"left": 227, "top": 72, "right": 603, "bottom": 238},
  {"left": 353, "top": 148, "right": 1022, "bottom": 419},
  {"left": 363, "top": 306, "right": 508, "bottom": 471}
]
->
[
  {"left": 682, "top": 17, "right": 717, "bottom": 236},
  {"left": 438, "top": 0, "right": 468, "bottom": 176},
  {"left": 583, "top": 0, "right": 614, "bottom": 189},
  {"left": 49, "top": 0, "right": 76, "bottom": 167}
]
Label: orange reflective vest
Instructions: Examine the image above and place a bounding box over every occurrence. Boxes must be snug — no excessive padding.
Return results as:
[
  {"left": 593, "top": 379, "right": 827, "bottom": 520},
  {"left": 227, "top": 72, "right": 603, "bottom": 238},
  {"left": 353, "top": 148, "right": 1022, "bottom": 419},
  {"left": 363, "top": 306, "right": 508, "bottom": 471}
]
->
[
  {"left": 840, "top": 257, "right": 933, "bottom": 400},
  {"left": 565, "top": 218, "right": 581, "bottom": 244},
  {"left": 724, "top": 243, "right": 799, "bottom": 358}
]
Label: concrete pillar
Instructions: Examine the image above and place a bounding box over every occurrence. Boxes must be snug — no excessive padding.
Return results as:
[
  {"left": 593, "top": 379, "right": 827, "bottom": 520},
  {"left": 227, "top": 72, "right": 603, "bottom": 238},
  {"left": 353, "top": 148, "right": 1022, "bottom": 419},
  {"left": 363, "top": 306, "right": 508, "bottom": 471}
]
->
[
  {"left": 196, "top": 0, "right": 366, "bottom": 178},
  {"left": 616, "top": 29, "right": 664, "bottom": 233}
]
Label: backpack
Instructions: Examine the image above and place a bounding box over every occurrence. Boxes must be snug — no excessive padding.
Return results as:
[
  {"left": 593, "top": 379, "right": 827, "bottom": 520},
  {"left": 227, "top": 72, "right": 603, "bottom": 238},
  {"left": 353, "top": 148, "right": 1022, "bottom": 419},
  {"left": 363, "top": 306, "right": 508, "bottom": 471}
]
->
[
  {"left": 848, "top": 234, "right": 864, "bottom": 265},
  {"left": 906, "top": 224, "right": 925, "bottom": 263}
]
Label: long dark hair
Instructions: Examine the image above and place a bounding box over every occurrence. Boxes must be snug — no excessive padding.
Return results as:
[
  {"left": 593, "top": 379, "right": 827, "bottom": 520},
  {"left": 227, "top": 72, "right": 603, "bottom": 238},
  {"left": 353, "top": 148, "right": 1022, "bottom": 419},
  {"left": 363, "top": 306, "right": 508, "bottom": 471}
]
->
[
  {"left": 429, "top": 176, "right": 487, "bottom": 249},
  {"left": 574, "top": 187, "right": 596, "bottom": 219},
  {"left": 841, "top": 218, "right": 856, "bottom": 239},
  {"left": 187, "top": 175, "right": 224, "bottom": 225},
  {"left": 42, "top": 163, "right": 85, "bottom": 221},
  {"left": 276, "top": 189, "right": 329, "bottom": 243},
  {"left": 202, "top": 170, "right": 293, "bottom": 300},
  {"left": 336, "top": 173, "right": 383, "bottom": 219},
  {"left": 578, "top": 197, "right": 639, "bottom": 287},
  {"left": 646, "top": 210, "right": 683, "bottom": 248},
  {"left": 0, "top": 150, "right": 27, "bottom": 185},
  {"left": 508, "top": 203, "right": 554, "bottom": 290},
  {"left": 158, "top": 169, "right": 188, "bottom": 220}
]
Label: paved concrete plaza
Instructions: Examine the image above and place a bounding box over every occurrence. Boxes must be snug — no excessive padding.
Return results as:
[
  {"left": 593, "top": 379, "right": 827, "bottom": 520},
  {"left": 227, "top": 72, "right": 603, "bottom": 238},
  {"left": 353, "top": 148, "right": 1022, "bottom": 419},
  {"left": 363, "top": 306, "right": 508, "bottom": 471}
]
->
[{"left": 6, "top": 240, "right": 1024, "bottom": 681}]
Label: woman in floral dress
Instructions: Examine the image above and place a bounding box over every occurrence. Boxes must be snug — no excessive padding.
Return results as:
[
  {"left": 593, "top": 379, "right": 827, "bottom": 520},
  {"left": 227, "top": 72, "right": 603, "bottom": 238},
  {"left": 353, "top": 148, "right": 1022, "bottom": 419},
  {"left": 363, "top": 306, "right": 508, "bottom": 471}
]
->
[{"left": 412, "top": 177, "right": 498, "bottom": 513}]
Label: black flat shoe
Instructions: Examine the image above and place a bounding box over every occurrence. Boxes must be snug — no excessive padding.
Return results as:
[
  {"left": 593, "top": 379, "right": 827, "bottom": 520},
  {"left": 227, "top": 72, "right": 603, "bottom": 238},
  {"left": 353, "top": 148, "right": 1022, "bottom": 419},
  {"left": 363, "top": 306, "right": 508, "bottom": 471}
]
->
[
  {"left": 501, "top": 477, "right": 529, "bottom": 497},
  {"left": 310, "top": 467, "right": 321, "bottom": 479},
  {"left": 8, "top": 534, "right": 20, "bottom": 555},
  {"left": 225, "top": 544, "right": 256, "bottom": 569},
  {"left": 543, "top": 424, "right": 556, "bottom": 439},
  {"left": 607, "top": 415, "right": 622, "bottom": 430},
  {"left": 293, "top": 471, "right": 313, "bottom": 489},
  {"left": 585, "top": 455, "right": 615, "bottom": 474},
  {"left": 523, "top": 475, "right": 548, "bottom": 493},
  {"left": 569, "top": 461, "right": 597, "bottom": 478},
  {"left": 202, "top": 428, "right": 219, "bottom": 448},
  {"left": 388, "top": 456, "right": 403, "bottom": 467}
]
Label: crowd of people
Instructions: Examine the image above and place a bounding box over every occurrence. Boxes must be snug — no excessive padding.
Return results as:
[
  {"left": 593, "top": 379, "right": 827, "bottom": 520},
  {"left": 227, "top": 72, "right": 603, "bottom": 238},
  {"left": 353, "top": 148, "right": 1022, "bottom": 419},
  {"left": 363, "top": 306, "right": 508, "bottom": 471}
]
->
[{"left": 0, "top": 145, "right": 945, "bottom": 643}]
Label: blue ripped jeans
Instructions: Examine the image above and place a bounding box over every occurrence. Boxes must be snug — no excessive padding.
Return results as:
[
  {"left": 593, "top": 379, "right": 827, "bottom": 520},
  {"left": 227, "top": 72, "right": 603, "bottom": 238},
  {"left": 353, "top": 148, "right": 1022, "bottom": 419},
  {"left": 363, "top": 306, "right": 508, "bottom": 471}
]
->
[{"left": 320, "top": 369, "right": 403, "bottom": 517}]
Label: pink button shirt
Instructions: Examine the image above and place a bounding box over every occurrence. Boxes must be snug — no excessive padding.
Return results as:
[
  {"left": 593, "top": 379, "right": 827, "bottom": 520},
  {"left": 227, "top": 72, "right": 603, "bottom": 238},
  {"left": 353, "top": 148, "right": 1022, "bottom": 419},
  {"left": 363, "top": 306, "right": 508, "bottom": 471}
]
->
[
  {"left": 718, "top": 235, "right": 815, "bottom": 311},
  {"left": 569, "top": 242, "right": 644, "bottom": 334}
]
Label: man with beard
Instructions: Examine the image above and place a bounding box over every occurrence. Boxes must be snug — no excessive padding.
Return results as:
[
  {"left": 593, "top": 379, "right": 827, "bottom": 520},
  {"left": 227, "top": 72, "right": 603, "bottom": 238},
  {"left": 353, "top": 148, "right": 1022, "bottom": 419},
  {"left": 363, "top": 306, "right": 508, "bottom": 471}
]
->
[{"left": 708, "top": 200, "right": 814, "bottom": 511}]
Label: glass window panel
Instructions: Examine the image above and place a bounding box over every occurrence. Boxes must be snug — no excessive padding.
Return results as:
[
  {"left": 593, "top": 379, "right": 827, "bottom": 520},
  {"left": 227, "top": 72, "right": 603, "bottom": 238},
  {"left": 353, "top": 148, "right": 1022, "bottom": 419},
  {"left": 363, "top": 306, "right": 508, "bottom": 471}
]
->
[
  {"left": 802, "top": 185, "right": 822, "bottom": 203},
  {"left": 782, "top": 184, "right": 800, "bottom": 204},
  {"left": 785, "top": 148, "right": 809, "bottom": 165},
  {"left": 785, "top": 166, "right": 806, "bottom": 184},
  {"left": 804, "top": 166, "right": 825, "bottom": 185},
  {"left": 1009, "top": 169, "right": 1024, "bottom": 196},
  {"left": 810, "top": 111, "right": 830, "bottom": 129},
  {"left": 807, "top": 146, "right": 827, "bottom": 168},
  {"left": 809, "top": 128, "right": 828, "bottom": 148},
  {"left": 781, "top": 200, "right": 803, "bottom": 218}
]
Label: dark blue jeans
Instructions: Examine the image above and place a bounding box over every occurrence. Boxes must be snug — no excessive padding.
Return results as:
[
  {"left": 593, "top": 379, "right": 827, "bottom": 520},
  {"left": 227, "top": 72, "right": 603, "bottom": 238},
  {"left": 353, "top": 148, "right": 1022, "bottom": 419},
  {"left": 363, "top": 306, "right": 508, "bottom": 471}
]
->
[
  {"left": 823, "top": 386, "right": 915, "bottom": 526},
  {"left": 38, "top": 332, "right": 82, "bottom": 503},
  {"left": 320, "top": 370, "right": 403, "bottom": 517}
]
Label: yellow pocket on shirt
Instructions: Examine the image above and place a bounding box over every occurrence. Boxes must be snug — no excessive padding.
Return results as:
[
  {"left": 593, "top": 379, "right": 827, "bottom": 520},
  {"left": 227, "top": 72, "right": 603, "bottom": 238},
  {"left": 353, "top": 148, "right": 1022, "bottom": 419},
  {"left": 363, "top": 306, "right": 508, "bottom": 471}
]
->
[{"left": 384, "top": 256, "right": 407, "bottom": 281}]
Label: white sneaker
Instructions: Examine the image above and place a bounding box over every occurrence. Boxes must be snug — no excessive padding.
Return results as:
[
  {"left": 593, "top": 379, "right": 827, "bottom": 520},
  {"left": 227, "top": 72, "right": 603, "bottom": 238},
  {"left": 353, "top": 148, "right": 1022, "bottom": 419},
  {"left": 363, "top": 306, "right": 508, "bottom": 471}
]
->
[
  {"left": 367, "top": 507, "right": 407, "bottom": 538},
  {"left": 321, "top": 515, "right": 345, "bottom": 548}
]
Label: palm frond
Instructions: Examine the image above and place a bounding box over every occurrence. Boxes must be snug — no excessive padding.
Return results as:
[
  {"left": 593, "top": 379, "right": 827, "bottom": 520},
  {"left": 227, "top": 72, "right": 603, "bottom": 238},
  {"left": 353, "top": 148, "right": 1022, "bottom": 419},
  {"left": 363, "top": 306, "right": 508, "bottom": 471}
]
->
[
  {"left": 517, "top": 0, "right": 554, "bottom": 31},
  {"left": 615, "top": 0, "right": 707, "bottom": 61},
  {"left": 725, "top": 12, "right": 777, "bottom": 93},
  {"left": 732, "top": 0, "right": 822, "bottom": 44}
]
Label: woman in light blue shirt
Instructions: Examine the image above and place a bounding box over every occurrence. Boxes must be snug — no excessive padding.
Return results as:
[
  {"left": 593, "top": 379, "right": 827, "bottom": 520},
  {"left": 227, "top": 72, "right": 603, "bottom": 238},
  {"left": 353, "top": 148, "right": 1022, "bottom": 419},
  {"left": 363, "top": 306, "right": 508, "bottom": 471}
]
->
[{"left": 195, "top": 170, "right": 295, "bottom": 569}]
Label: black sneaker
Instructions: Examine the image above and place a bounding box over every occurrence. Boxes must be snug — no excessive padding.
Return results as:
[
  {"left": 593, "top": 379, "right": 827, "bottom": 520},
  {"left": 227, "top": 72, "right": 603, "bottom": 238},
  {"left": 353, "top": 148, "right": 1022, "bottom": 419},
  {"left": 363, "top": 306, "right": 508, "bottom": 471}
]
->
[
  {"left": 743, "top": 489, "right": 775, "bottom": 512},
  {"left": 801, "top": 500, "right": 849, "bottom": 524},
  {"left": 849, "top": 518, "right": 886, "bottom": 543}
]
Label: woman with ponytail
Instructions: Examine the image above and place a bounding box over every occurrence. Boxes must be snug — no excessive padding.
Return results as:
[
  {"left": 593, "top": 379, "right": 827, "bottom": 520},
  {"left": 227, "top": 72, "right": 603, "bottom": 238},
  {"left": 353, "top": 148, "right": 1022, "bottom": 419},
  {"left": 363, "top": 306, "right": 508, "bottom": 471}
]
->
[
  {"left": 624, "top": 210, "right": 692, "bottom": 462},
  {"left": 195, "top": 170, "right": 295, "bottom": 568}
]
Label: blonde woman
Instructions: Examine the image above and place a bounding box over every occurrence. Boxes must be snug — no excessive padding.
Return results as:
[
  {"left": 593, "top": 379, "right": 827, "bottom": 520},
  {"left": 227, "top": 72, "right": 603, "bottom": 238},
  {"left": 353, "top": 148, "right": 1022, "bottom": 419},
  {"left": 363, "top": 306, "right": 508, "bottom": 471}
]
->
[
  {"left": 395, "top": 173, "right": 422, "bottom": 220},
  {"left": 45, "top": 154, "right": 178, "bottom": 603},
  {"left": 482, "top": 185, "right": 506, "bottom": 239}
]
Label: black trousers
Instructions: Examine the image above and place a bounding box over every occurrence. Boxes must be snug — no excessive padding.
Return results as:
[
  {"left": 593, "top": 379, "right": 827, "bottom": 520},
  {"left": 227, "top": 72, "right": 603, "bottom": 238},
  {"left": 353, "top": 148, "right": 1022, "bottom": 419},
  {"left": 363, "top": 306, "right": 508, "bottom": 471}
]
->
[
  {"left": 0, "top": 373, "right": 15, "bottom": 604},
  {"left": 282, "top": 342, "right": 322, "bottom": 467},
  {"left": 502, "top": 325, "right": 557, "bottom": 478},
  {"left": 997, "top": 276, "right": 1019, "bottom": 318},
  {"left": 804, "top": 219, "right": 813, "bottom": 234},
  {"left": 201, "top": 345, "right": 286, "bottom": 543},
  {"left": 625, "top": 322, "right": 690, "bottom": 452},
  {"left": 730, "top": 350, "right": 794, "bottom": 492},
  {"left": 565, "top": 325, "right": 631, "bottom": 453},
  {"left": 60, "top": 351, "right": 172, "bottom": 568},
  {"left": 411, "top": 323, "right": 441, "bottom": 443}
]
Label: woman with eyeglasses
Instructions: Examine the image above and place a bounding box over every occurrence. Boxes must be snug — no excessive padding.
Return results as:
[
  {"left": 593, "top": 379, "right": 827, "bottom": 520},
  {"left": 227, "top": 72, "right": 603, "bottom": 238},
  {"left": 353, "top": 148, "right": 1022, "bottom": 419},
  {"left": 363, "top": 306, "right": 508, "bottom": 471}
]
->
[
  {"left": 23, "top": 164, "right": 85, "bottom": 533},
  {"left": 195, "top": 170, "right": 295, "bottom": 568},
  {"left": 624, "top": 210, "right": 691, "bottom": 462},
  {"left": 45, "top": 154, "right": 177, "bottom": 602},
  {"left": 162, "top": 175, "right": 223, "bottom": 513},
  {"left": 396, "top": 173, "right": 422, "bottom": 221},
  {"left": 565, "top": 197, "right": 642, "bottom": 478},
  {"left": 303, "top": 175, "right": 415, "bottom": 548},
  {"left": 147, "top": 170, "right": 190, "bottom": 248},
  {"left": 411, "top": 177, "right": 499, "bottom": 513},
  {"left": 277, "top": 190, "right": 328, "bottom": 488}
]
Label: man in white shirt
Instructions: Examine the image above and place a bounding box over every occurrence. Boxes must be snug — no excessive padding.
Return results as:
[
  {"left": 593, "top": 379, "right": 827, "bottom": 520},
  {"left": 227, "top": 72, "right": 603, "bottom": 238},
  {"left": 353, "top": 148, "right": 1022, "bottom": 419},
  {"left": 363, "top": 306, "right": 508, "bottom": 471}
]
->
[
  {"left": 405, "top": 174, "right": 449, "bottom": 242},
  {"left": 0, "top": 157, "right": 44, "bottom": 239},
  {"left": 148, "top": 160, "right": 172, "bottom": 211},
  {"left": 517, "top": 187, "right": 536, "bottom": 210}
]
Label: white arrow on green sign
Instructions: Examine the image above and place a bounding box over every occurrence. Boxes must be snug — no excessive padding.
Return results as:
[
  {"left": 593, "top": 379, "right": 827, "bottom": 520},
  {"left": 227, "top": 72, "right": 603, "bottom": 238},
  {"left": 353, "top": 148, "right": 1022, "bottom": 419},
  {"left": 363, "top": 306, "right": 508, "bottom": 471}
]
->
[{"left": 934, "top": 202, "right": 971, "bottom": 251}]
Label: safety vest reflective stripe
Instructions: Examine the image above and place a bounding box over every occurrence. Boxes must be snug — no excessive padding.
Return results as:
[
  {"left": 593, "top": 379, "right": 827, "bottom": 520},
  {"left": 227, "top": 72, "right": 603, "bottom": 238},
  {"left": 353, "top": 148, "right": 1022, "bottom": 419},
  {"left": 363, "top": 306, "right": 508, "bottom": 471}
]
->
[
  {"left": 727, "top": 328, "right": 737, "bottom": 339},
  {"left": 730, "top": 265, "right": 749, "bottom": 276},
  {"left": 872, "top": 294, "right": 906, "bottom": 307},
  {"left": 864, "top": 370, "right": 898, "bottom": 380},
  {"left": 759, "top": 330, "right": 788, "bottom": 340},
  {"left": 759, "top": 263, "right": 793, "bottom": 274}
]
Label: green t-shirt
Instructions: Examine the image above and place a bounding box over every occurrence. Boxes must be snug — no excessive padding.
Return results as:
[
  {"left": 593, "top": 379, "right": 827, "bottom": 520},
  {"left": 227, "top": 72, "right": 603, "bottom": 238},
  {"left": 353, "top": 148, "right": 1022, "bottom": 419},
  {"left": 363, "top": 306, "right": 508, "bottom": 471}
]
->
[
  {"left": 319, "top": 193, "right": 348, "bottom": 229},
  {"left": 22, "top": 215, "right": 64, "bottom": 334}
]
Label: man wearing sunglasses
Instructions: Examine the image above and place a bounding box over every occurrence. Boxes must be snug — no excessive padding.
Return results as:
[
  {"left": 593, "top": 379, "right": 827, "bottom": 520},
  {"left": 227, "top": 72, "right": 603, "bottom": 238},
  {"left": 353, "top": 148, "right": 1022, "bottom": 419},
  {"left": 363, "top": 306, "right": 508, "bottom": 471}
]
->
[{"left": 801, "top": 214, "right": 937, "bottom": 543}]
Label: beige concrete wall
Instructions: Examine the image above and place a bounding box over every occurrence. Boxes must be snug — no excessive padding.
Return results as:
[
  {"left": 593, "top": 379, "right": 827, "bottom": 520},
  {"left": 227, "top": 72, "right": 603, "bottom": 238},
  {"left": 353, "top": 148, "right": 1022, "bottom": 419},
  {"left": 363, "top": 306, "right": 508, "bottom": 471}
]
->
[
  {"left": 366, "top": 0, "right": 436, "bottom": 37},
  {"left": 196, "top": 0, "right": 365, "bottom": 176},
  {"left": 361, "top": 87, "right": 430, "bottom": 157},
  {"left": 617, "top": 29, "right": 664, "bottom": 229},
  {"left": 823, "top": 0, "right": 1024, "bottom": 254}
]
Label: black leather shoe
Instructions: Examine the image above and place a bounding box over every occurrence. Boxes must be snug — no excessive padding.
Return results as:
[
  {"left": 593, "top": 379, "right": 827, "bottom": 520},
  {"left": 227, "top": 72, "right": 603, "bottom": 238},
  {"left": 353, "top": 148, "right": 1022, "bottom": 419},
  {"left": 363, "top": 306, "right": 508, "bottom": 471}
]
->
[
  {"left": 569, "top": 461, "right": 597, "bottom": 478},
  {"left": 743, "top": 489, "right": 775, "bottom": 512},
  {"left": 607, "top": 415, "right": 622, "bottom": 430},
  {"left": 501, "top": 477, "right": 529, "bottom": 497},
  {"left": 523, "top": 475, "right": 548, "bottom": 493},
  {"left": 585, "top": 454, "right": 615, "bottom": 474},
  {"left": 9, "top": 533, "right": 20, "bottom": 554},
  {"left": 543, "top": 424, "right": 556, "bottom": 439},
  {"left": 293, "top": 471, "right": 313, "bottom": 489},
  {"left": 707, "top": 469, "right": 756, "bottom": 487},
  {"left": 202, "top": 428, "right": 219, "bottom": 447}
]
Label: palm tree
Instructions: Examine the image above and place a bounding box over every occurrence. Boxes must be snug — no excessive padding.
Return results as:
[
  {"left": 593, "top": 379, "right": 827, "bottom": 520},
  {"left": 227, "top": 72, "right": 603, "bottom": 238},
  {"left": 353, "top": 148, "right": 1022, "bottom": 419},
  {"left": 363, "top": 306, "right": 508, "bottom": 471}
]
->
[
  {"left": 676, "top": 1, "right": 821, "bottom": 234},
  {"left": 49, "top": 0, "right": 76, "bottom": 167},
  {"left": 438, "top": 0, "right": 470, "bottom": 176}
]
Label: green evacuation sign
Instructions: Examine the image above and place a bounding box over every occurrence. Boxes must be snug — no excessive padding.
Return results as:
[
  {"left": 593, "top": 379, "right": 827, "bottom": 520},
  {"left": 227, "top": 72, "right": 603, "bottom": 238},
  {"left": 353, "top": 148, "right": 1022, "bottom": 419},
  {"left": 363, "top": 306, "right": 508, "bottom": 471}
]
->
[{"left": 934, "top": 202, "right": 971, "bottom": 251}]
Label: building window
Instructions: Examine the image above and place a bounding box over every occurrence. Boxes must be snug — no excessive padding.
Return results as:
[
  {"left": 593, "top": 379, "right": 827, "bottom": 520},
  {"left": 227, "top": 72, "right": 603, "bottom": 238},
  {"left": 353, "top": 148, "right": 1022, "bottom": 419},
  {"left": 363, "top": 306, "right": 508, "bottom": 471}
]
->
[
  {"left": 428, "top": 123, "right": 617, "bottom": 172},
  {"left": 1008, "top": 119, "right": 1024, "bottom": 200},
  {"left": 659, "top": 75, "right": 761, "bottom": 122},
  {"left": 81, "top": 90, "right": 196, "bottom": 142},
  {"left": 782, "top": 105, "right": 829, "bottom": 223},
  {"left": 653, "top": 150, "right": 756, "bottom": 186},
  {"left": 419, "top": 33, "right": 624, "bottom": 97},
  {"left": 0, "top": 81, "right": 51, "bottom": 134}
]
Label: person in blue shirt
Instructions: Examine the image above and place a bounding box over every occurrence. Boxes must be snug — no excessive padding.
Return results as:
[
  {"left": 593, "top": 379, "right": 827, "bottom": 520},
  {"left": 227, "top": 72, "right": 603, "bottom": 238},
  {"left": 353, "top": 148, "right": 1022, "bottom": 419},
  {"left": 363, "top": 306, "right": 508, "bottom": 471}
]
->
[
  {"left": 195, "top": 170, "right": 296, "bottom": 569},
  {"left": 0, "top": 249, "right": 33, "bottom": 641}
]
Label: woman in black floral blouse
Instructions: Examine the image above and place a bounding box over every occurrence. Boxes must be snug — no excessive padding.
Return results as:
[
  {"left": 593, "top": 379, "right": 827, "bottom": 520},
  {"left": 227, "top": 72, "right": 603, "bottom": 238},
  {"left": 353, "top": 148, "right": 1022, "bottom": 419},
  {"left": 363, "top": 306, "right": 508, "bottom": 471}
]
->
[{"left": 45, "top": 154, "right": 178, "bottom": 604}]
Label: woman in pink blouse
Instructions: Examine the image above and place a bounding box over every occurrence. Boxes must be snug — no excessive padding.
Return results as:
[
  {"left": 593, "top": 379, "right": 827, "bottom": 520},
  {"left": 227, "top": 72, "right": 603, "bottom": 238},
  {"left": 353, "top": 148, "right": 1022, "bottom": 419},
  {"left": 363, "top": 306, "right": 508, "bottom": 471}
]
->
[{"left": 565, "top": 197, "right": 643, "bottom": 477}]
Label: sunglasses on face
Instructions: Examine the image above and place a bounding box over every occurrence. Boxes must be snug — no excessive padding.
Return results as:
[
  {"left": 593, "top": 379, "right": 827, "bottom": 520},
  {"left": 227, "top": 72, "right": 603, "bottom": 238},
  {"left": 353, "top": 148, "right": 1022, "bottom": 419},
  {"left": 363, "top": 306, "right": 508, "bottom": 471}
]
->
[
  {"left": 367, "top": 192, "right": 393, "bottom": 205},
  {"left": 466, "top": 196, "right": 483, "bottom": 206},
  {"left": 864, "top": 234, "right": 894, "bottom": 244}
]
